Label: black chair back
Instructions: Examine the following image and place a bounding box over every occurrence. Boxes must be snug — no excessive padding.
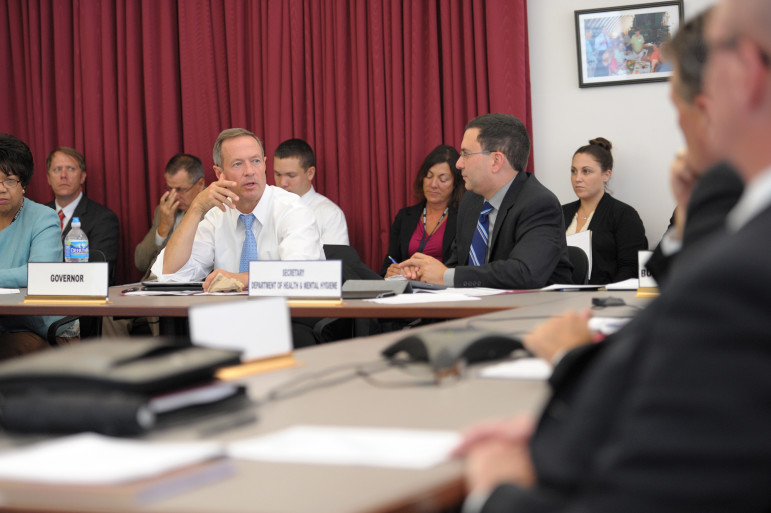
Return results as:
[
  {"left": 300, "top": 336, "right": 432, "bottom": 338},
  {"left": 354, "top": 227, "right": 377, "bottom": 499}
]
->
[
  {"left": 567, "top": 246, "right": 589, "bottom": 285},
  {"left": 322, "top": 245, "right": 382, "bottom": 282}
]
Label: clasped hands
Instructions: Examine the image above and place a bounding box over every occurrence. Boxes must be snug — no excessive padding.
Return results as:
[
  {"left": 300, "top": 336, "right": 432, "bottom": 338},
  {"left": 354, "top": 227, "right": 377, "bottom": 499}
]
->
[{"left": 393, "top": 252, "right": 447, "bottom": 284}]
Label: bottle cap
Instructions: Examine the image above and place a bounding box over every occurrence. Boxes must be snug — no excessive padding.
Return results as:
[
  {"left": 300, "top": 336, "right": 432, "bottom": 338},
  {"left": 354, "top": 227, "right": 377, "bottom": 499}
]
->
[{"left": 72, "top": 217, "right": 80, "bottom": 224}]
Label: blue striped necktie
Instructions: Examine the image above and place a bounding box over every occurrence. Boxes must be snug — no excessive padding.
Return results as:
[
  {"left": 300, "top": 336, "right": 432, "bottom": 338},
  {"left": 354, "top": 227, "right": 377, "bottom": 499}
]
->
[
  {"left": 239, "top": 213, "right": 258, "bottom": 273},
  {"left": 468, "top": 201, "right": 493, "bottom": 266}
]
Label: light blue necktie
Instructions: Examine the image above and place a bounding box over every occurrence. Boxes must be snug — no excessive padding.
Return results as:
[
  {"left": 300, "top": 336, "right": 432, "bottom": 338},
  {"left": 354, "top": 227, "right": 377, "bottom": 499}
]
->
[
  {"left": 239, "top": 213, "right": 258, "bottom": 273},
  {"left": 468, "top": 201, "right": 493, "bottom": 266}
]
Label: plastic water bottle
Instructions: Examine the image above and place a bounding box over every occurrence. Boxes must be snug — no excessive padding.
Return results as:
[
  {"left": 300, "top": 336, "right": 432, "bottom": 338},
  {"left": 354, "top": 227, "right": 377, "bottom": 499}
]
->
[{"left": 64, "top": 217, "right": 89, "bottom": 262}]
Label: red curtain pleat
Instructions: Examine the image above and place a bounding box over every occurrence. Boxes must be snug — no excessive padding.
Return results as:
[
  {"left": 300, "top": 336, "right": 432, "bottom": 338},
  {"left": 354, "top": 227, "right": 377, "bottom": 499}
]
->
[{"left": 1, "top": 0, "right": 531, "bottom": 281}]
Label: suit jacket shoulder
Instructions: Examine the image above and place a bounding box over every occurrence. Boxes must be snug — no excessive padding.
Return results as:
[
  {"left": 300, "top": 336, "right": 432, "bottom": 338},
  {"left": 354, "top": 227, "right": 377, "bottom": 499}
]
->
[
  {"left": 581, "top": 193, "right": 647, "bottom": 284},
  {"left": 72, "top": 196, "right": 120, "bottom": 282},
  {"left": 135, "top": 206, "right": 166, "bottom": 276},
  {"left": 452, "top": 173, "right": 573, "bottom": 288}
]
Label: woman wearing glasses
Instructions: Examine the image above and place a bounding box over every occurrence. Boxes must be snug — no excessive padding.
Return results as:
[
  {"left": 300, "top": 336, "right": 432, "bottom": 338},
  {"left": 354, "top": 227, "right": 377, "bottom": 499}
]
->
[
  {"left": 562, "top": 137, "right": 648, "bottom": 285},
  {"left": 0, "top": 133, "right": 68, "bottom": 358},
  {"left": 381, "top": 145, "right": 465, "bottom": 277}
]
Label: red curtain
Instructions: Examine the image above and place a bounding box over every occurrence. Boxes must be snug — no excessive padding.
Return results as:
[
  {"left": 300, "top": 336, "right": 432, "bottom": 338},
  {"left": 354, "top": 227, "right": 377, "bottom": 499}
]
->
[{"left": 1, "top": 0, "right": 532, "bottom": 283}]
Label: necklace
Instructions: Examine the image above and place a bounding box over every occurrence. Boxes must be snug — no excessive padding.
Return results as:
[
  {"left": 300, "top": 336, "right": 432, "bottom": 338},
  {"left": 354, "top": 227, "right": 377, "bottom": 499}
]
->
[
  {"left": 423, "top": 206, "right": 449, "bottom": 235},
  {"left": 577, "top": 208, "right": 592, "bottom": 221},
  {"left": 418, "top": 206, "right": 449, "bottom": 253}
]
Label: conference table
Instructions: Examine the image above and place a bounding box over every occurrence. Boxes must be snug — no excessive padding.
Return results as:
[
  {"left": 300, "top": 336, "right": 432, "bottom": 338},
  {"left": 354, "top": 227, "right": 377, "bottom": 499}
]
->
[
  {"left": 0, "top": 289, "right": 649, "bottom": 513},
  {"left": 0, "top": 285, "right": 599, "bottom": 319}
]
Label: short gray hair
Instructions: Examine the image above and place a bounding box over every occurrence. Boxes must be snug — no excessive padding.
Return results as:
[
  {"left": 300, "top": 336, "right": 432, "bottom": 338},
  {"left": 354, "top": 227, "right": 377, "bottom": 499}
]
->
[{"left": 212, "top": 128, "right": 264, "bottom": 166}]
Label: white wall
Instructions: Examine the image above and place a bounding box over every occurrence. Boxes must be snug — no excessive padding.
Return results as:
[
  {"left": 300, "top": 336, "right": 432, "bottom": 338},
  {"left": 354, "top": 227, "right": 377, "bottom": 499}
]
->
[{"left": 527, "top": 0, "right": 715, "bottom": 246}]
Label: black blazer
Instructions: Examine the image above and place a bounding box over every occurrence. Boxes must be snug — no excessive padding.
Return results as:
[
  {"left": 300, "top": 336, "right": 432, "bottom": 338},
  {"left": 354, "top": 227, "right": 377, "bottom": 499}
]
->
[
  {"left": 380, "top": 201, "right": 457, "bottom": 275},
  {"left": 448, "top": 172, "right": 573, "bottom": 288},
  {"left": 47, "top": 195, "right": 120, "bottom": 283},
  {"left": 480, "top": 203, "right": 771, "bottom": 513},
  {"left": 646, "top": 162, "right": 744, "bottom": 288},
  {"left": 562, "top": 192, "right": 648, "bottom": 285}
]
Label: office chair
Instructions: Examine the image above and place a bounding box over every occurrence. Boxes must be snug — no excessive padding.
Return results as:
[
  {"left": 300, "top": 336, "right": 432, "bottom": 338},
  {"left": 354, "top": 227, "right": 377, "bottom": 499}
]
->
[{"left": 567, "top": 246, "right": 589, "bottom": 285}]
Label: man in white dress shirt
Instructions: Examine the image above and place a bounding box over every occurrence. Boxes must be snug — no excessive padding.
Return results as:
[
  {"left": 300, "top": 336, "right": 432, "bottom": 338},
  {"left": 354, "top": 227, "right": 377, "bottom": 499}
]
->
[
  {"left": 154, "top": 128, "right": 324, "bottom": 292},
  {"left": 273, "top": 138, "right": 349, "bottom": 245}
]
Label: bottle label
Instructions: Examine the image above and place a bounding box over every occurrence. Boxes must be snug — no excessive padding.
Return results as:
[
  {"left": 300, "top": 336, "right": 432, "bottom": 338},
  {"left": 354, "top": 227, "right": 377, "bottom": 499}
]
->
[{"left": 65, "top": 241, "right": 89, "bottom": 261}]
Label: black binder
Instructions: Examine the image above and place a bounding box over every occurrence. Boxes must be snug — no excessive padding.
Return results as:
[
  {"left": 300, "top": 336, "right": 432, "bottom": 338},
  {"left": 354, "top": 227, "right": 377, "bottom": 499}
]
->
[{"left": 0, "top": 339, "right": 243, "bottom": 435}]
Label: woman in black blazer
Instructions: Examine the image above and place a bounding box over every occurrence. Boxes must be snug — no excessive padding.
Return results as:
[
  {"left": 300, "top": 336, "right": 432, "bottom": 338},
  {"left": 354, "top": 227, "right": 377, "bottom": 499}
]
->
[
  {"left": 380, "top": 145, "right": 465, "bottom": 276},
  {"left": 562, "top": 138, "right": 647, "bottom": 285}
]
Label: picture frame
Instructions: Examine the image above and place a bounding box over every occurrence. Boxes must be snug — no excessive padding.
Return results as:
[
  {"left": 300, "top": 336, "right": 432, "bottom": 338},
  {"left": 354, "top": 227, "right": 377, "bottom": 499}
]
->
[{"left": 575, "top": 1, "right": 684, "bottom": 88}]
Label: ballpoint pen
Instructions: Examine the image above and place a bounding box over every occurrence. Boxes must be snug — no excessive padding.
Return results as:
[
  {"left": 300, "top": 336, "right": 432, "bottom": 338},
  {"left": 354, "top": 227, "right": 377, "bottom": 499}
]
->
[{"left": 388, "top": 256, "right": 398, "bottom": 265}]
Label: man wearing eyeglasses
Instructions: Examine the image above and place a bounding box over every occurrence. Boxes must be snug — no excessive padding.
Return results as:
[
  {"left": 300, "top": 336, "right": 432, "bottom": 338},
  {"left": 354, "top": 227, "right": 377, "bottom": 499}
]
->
[
  {"left": 400, "top": 113, "right": 572, "bottom": 289},
  {"left": 45, "top": 147, "right": 120, "bottom": 284},
  {"left": 134, "top": 153, "right": 206, "bottom": 279}
]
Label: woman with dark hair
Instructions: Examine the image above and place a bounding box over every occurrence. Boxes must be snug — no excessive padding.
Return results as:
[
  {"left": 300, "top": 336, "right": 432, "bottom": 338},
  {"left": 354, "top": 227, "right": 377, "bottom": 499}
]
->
[
  {"left": 0, "top": 133, "right": 67, "bottom": 358},
  {"left": 562, "top": 137, "right": 647, "bottom": 285},
  {"left": 380, "top": 144, "right": 464, "bottom": 277}
]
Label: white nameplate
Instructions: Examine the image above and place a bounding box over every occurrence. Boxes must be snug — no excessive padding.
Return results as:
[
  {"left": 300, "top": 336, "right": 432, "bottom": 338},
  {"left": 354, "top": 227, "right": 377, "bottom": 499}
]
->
[
  {"left": 638, "top": 250, "right": 658, "bottom": 288},
  {"left": 27, "top": 262, "right": 109, "bottom": 297},
  {"left": 248, "top": 261, "right": 341, "bottom": 298},
  {"left": 190, "top": 297, "right": 292, "bottom": 361}
]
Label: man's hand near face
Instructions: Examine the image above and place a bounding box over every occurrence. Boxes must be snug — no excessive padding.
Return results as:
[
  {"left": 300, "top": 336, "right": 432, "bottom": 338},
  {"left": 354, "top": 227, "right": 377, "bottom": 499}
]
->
[
  {"left": 188, "top": 180, "right": 240, "bottom": 217},
  {"left": 163, "top": 179, "right": 240, "bottom": 274},
  {"left": 157, "top": 189, "right": 180, "bottom": 239}
]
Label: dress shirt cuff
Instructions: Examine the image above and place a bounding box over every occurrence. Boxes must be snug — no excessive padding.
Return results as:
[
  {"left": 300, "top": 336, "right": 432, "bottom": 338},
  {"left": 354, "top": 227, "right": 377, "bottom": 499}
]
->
[
  {"left": 659, "top": 227, "right": 682, "bottom": 256},
  {"left": 443, "top": 268, "right": 456, "bottom": 287},
  {"left": 154, "top": 230, "right": 166, "bottom": 247},
  {"left": 461, "top": 491, "right": 492, "bottom": 513}
]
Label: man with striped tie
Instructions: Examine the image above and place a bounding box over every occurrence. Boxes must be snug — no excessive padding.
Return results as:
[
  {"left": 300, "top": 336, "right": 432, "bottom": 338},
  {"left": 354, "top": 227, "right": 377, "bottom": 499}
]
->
[{"left": 400, "top": 113, "right": 572, "bottom": 289}]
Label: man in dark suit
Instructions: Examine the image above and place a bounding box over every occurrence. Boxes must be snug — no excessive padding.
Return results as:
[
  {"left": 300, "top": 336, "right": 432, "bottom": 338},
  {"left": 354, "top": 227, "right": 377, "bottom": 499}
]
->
[
  {"left": 45, "top": 147, "right": 120, "bottom": 283},
  {"left": 400, "top": 113, "right": 572, "bottom": 289},
  {"left": 454, "top": 1, "right": 771, "bottom": 511}
]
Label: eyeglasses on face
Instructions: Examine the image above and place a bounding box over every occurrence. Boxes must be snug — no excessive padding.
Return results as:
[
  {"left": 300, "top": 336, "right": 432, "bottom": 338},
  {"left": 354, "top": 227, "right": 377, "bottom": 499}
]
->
[
  {"left": 0, "top": 177, "right": 21, "bottom": 189},
  {"left": 164, "top": 183, "right": 197, "bottom": 194},
  {"left": 460, "top": 150, "right": 492, "bottom": 160}
]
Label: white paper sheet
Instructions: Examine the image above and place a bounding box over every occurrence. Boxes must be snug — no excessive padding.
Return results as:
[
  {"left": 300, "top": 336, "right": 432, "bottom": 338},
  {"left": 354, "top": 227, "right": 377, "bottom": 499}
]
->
[
  {"left": 443, "top": 287, "right": 506, "bottom": 297},
  {"left": 479, "top": 358, "right": 552, "bottom": 380},
  {"left": 605, "top": 278, "right": 639, "bottom": 290},
  {"left": 588, "top": 316, "right": 631, "bottom": 335},
  {"left": 227, "top": 425, "right": 460, "bottom": 469},
  {"left": 365, "top": 292, "right": 481, "bottom": 304},
  {"left": 0, "top": 288, "right": 20, "bottom": 295},
  {"left": 0, "top": 433, "right": 223, "bottom": 485},
  {"left": 540, "top": 284, "right": 603, "bottom": 291}
]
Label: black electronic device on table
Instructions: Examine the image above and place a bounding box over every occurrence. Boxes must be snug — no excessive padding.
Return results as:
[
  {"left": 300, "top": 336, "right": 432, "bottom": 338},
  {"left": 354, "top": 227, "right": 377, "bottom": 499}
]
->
[
  {"left": 381, "top": 328, "right": 524, "bottom": 372},
  {"left": 140, "top": 281, "right": 204, "bottom": 292}
]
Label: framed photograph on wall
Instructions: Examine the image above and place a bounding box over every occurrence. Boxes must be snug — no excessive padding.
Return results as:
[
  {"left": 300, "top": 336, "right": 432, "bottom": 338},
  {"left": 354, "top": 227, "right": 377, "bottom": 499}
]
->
[{"left": 575, "top": 1, "right": 684, "bottom": 87}]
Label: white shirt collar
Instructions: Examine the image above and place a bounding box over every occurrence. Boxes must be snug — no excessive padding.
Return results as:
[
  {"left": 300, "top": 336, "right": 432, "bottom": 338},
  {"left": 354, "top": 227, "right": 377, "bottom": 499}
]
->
[
  {"left": 727, "top": 166, "right": 771, "bottom": 232},
  {"left": 229, "top": 184, "right": 273, "bottom": 228},
  {"left": 55, "top": 191, "right": 83, "bottom": 229},
  {"left": 300, "top": 185, "right": 317, "bottom": 203}
]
